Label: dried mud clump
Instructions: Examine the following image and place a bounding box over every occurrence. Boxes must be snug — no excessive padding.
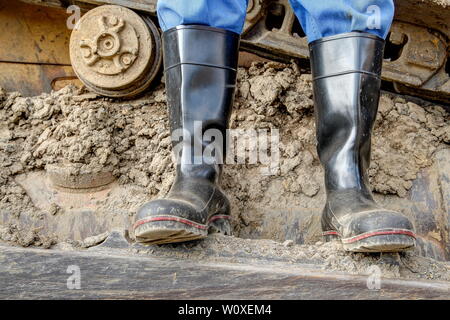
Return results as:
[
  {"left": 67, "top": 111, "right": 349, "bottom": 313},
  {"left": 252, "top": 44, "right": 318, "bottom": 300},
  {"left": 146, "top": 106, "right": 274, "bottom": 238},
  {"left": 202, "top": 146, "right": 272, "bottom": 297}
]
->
[{"left": 0, "top": 224, "right": 56, "bottom": 248}]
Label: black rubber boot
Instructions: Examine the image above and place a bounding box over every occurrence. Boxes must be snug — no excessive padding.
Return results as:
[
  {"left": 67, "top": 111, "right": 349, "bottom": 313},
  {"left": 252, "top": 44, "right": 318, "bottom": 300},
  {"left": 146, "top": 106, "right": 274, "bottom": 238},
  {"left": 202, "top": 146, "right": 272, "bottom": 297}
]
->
[
  {"left": 309, "top": 32, "right": 416, "bottom": 252},
  {"left": 133, "top": 25, "right": 239, "bottom": 244}
]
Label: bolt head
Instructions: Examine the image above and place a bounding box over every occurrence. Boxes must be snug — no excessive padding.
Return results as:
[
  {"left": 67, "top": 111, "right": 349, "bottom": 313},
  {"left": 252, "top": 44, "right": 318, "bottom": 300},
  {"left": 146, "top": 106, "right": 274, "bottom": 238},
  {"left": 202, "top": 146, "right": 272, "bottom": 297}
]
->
[
  {"left": 122, "top": 56, "right": 132, "bottom": 65},
  {"left": 110, "top": 16, "right": 118, "bottom": 26}
]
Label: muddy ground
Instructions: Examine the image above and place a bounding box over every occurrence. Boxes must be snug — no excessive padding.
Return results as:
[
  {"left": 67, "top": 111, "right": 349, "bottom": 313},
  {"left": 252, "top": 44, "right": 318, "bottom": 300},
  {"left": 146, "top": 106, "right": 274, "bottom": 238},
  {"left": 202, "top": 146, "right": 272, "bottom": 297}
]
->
[{"left": 0, "top": 61, "right": 449, "bottom": 279}]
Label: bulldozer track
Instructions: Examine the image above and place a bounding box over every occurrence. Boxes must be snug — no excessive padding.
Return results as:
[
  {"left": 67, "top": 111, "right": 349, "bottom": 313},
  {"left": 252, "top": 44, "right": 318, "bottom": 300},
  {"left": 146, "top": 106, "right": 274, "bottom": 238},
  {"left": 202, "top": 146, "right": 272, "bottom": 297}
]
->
[{"left": 2, "top": 0, "right": 449, "bottom": 102}]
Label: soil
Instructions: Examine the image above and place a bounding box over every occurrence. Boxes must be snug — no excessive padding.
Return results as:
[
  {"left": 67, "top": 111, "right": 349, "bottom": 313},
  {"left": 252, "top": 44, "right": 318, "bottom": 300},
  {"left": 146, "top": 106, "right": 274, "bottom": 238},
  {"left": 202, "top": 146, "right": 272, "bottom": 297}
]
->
[
  {"left": 0, "top": 61, "right": 449, "bottom": 279},
  {"left": 129, "top": 234, "right": 450, "bottom": 281},
  {"left": 0, "top": 224, "right": 56, "bottom": 248},
  {"left": 50, "top": 232, "right": 449, "bottom": 282}
]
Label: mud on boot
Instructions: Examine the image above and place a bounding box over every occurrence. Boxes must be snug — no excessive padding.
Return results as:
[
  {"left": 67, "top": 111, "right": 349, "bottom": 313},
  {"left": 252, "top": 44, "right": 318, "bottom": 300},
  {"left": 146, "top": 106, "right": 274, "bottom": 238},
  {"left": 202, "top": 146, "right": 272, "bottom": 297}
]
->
[
  {"left": 321, "top": 189, "right": 416, "bottom": 252},
  {"left": 134, "top": 176, "right": 232, "bottom": 244}
]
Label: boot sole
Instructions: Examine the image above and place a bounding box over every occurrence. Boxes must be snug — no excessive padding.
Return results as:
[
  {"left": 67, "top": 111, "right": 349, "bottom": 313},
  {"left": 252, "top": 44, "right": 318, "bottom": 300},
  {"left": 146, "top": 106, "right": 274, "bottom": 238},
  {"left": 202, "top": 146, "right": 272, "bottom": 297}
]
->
[
  {"left": 133, "top": 215, "right": 231, "bottom": 245},
  {"left": 324, "top": 229, "right": 416, "bottom": 252}
]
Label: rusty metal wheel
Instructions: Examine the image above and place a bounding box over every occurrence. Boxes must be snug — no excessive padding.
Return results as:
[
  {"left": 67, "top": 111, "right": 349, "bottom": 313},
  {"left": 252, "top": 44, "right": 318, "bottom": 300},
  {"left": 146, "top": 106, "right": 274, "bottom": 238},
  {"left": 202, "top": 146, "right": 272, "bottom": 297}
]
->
[{"left": 69, "top": 5, "right": 162, "bottom": 98}]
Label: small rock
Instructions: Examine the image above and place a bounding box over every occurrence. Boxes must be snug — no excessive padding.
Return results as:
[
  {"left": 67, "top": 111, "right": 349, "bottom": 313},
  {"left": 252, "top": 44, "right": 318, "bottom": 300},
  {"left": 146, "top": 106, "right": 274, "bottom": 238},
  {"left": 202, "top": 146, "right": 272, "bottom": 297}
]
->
[
  {"left": 72, "top": 93, "right": 98, "bottom": 102},
  {"left": 283, "top": 240, "right": 294, "bottom": 247},
  {"left": 81, "top": 231, "right": 109, "bottom": 248},
  {"left": 48, "top": 203, "right": 60, "bottom": 216}
]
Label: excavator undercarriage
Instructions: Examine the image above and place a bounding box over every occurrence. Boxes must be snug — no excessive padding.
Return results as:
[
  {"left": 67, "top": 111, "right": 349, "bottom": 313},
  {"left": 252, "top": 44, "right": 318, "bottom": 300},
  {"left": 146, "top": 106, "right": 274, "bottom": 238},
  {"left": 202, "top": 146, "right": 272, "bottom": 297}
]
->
[{"left": 1, "top": 0, "right": 449, "bottom": 103}]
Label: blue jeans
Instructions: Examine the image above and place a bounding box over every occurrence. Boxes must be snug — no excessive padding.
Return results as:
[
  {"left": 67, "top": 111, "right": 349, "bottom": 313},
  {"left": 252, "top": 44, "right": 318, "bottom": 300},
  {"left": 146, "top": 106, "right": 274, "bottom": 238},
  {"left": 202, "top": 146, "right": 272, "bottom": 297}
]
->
[{"left": 157, "top": 0, "right": 394, "bottom": 42}]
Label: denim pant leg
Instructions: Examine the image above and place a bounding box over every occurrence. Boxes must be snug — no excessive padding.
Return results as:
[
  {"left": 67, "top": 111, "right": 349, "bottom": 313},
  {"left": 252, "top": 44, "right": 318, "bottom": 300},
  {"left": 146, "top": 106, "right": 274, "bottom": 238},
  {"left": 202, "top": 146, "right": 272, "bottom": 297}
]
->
[
  {"left": 289, "top": 0, "right": 395, "bottom": 42},
  {"left": 157, "top": 0, "right": 248, "bottom": 34}
]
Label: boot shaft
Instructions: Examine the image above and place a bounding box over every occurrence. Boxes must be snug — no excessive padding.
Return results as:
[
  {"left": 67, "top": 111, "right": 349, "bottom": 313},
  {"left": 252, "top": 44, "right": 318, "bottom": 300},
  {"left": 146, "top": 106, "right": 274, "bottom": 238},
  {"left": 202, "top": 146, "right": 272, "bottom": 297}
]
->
[
  {"left": 309, "top": 32, "right": 385, "bottom": 193},
  {"left": 162, "top": 25, "right": 240, "bottom": 181}
]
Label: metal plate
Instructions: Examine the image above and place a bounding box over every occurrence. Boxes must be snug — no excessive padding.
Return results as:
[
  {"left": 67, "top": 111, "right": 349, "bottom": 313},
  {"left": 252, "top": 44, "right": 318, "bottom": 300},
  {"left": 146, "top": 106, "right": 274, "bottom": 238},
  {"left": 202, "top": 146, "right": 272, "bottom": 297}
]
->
[
  {"left": 0, "top": 243, "right": 449, "bottom": 299},
  {"left": 0, "top": 0, "right": 81, "bottom": 96}
]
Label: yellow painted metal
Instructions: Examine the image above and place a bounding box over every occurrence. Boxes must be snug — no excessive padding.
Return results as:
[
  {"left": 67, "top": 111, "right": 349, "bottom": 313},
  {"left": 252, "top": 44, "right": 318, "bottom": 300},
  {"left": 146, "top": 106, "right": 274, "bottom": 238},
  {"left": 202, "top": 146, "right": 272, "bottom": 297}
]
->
[
  {"left": 0, "top": 0, "right": 72, "bottom": 64},
  {"left": 0, "top": 62, "right": 80, "bottom": 95},
  {"left": 0, "top": 0, "right": 79, "bottom": 96}
]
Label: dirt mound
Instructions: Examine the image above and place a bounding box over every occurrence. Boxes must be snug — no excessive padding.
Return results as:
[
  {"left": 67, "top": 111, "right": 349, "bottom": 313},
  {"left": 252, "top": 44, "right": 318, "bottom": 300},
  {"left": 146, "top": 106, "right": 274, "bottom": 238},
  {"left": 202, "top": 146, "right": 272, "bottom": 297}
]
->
[{"left": 0, "top": 62, "right": 449, "bottom": 255}]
